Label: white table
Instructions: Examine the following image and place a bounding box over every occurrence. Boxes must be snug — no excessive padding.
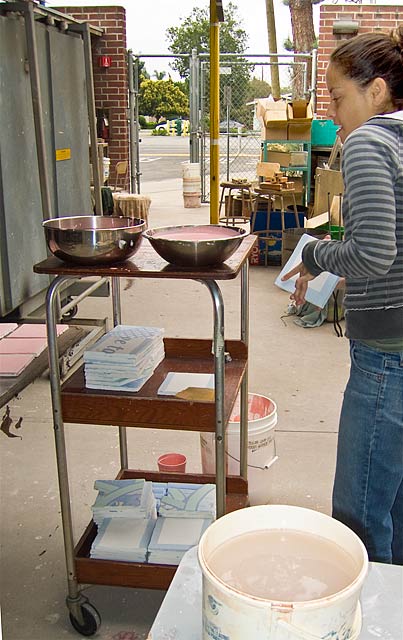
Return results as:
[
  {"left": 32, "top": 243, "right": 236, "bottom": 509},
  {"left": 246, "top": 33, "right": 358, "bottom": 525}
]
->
[{"left": 148, "top": 546, "right": 403, "bottom": 639}]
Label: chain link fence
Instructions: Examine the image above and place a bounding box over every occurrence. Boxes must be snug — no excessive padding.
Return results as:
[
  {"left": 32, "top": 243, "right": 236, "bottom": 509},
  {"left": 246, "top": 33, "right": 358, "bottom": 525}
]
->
[{"left": 133, "top": 52, "right": 312, "bottom": 201}]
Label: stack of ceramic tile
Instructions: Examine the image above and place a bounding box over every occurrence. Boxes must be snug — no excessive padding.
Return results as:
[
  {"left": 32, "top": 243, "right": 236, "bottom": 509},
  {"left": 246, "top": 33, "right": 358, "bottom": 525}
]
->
[
  {"left": 90, "top": 479, "right": 157, "bottom": 562},
  {"left": 147, "top": 516, "right": 211, "bottom": 565},
  {"left": 83, "top": 325, "right": 165, "bottom": 392},
  {"left": 148, "top": 483, "right": 216, "bottom": 565},
  {"left": 91, "top": 479, "right": 157, "bottom": 525},
  {"left": 0, "top": 323, "right": 68, "bottom": 377},
  {"left": 90, "top": 517, "right": 156, "bottom": 562},
  {"left": 158, "top": 483, "right": 216, "bottom": 519}
]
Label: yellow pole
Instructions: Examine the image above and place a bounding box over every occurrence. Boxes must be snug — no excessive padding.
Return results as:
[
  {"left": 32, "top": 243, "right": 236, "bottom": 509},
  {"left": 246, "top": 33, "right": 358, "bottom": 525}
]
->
[{"left": 209, "top": 0, "right": 220, "bottom": 223}]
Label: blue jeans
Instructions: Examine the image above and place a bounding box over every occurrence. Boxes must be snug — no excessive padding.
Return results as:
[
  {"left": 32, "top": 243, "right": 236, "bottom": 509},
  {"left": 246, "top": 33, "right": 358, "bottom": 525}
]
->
[{"left": 332, "top": 340, "right": 403, "bottom": 564}]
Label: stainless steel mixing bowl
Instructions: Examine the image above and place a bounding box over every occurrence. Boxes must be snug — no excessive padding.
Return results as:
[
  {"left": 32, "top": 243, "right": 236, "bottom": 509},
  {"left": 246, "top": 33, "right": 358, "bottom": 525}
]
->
[
  {"left": 43, "top": 215, "right": 146, "bottom": 265},
  {"left": 143, "top": 224, "right": 248, "bottom": 267}
]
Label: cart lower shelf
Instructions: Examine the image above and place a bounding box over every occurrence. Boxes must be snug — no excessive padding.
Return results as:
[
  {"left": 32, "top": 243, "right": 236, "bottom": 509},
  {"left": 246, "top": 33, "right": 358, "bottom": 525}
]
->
[{"left": 74, "top": 470, "right": 248, "bottom": 590}]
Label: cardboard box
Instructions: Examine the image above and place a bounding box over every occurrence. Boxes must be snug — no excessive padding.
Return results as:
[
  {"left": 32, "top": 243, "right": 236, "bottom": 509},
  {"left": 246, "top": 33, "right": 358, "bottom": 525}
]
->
[
  {"left": 313, "top": 167, "right": 344, "bottom": 216},
  {"left": 256, "top": 99, "right": 288, "bottom": 141},
  {"left": 256, "top": 98, "right": 313, "bottom": 141},
  {"left": 287, "top": 100, "right": 313, "bottom": 140}
]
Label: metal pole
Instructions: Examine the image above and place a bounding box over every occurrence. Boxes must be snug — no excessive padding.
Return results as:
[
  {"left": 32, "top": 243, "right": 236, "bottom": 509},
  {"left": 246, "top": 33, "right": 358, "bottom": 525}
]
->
[
  {"left": 203, "top": 280, "right": 226, "bottom": 519},
  {"left": 111, "top": 277, "right": 128, "bottom": 469},
  {"left": 134, "top": 56, "right": 142, "bottom": 194},
  {"left": 200, "top": 62, "right": 207, "bottom": 203},
  {"left": 311, "top": 48, "right": 318, "bottom": 114},
  {"left": 239, "top": 260, "right": 249, "bottom": 478},
  {"left": 79, "top": 22, "right": 103, "bottom": 215},
  {"left": 128, "top": 50, "right": 137, "bottom": 194},
  {"left": 23, "top": 0, "right": 53, "bottom": 220},
  {"left": 209, "top": 0, "right": 220, "bottom": 224},
  {"left": 189, "top": 49, "right": 200, "bottom": 164},
  {"left": 45, "top": 275, "right": 86, "bottom": 624}
]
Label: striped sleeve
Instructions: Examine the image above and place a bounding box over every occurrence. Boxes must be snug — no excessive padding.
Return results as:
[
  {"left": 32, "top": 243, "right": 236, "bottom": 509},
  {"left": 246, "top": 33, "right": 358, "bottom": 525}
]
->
[{"left": 304, "top": 126, "right": 398, "bottom": 279}]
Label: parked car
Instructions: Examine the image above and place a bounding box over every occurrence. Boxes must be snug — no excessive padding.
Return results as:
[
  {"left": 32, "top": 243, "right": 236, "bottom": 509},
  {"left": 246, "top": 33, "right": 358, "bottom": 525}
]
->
[{"left": 219, "top": 120, "right": 244, "bottom": 132}]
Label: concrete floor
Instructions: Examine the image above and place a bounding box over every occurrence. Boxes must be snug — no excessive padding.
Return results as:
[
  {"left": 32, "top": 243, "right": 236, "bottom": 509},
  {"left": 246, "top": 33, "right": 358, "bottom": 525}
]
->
[{"left": 0, "top": 178, "right": 350, "bottom": 640}]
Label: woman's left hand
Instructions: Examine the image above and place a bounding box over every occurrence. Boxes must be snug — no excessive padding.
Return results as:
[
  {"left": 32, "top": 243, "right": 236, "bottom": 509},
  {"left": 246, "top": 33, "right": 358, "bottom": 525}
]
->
[{"left": 281, "top": 262, "right": 316, "bottom": 306}]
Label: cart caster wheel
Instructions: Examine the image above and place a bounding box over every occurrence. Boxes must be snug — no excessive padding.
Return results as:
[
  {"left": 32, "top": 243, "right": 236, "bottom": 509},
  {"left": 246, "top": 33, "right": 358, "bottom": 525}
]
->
[
  {"left": 69, "top": 602, "right": 101, "bottom": 637},
  {"left": 61, "top": 296, "right": 78, "bottom": 319}
]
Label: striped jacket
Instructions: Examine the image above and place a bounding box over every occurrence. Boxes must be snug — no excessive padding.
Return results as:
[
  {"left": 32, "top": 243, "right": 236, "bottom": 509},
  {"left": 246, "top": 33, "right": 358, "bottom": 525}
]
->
[{"left": 303, "top": 112, "right": 403, "bottom": 340}]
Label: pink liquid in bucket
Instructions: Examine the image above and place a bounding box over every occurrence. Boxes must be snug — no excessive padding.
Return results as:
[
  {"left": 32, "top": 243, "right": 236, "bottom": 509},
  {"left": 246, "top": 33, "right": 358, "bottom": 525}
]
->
[{"left": 157, "top": 452, "right": 187, "bottom": 473}]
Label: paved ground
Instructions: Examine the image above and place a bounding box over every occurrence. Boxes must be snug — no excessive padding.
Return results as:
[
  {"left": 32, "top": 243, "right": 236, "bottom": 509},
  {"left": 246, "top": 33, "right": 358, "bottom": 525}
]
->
[{"left": 0, "top": 178, "right": 350, "bottom": 640}]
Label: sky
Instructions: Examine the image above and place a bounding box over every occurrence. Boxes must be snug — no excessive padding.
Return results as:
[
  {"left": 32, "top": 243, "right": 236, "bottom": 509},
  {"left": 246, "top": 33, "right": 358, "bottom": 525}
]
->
[
  {"left": 45, "top": 0, "right": 397, "bottom": 81},
  {"left": 46, "top": 0, "right": 320, "bottom": 80}
]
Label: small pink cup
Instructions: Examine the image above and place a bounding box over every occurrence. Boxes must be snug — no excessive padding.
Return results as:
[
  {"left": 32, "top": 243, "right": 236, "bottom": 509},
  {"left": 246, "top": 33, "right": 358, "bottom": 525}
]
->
[{"left": 157, "top": 452, "right": 187, "bottom": 473}]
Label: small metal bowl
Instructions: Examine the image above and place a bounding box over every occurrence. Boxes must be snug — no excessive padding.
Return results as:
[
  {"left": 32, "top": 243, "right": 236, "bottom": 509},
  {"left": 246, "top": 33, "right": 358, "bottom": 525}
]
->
[
  {"left": 144, "top": 224, "right": 248, "bottom": 267},
  {"left": 43, "top": 215, "right": 146, "bottom": 265}
]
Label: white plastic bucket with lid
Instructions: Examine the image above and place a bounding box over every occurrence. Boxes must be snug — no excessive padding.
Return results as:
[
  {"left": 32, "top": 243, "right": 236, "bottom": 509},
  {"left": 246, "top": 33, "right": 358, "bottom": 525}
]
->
[
  {"left": 182, "top": 175, "right": 201, "bottom": 208},
  {"left": 182, "top": 161, "right": 200, "bottom": 178},
  {"left": 198, "top": 504, "right": 368, "bottom": 640},
  {"left": 200, "top": 393, "right": 278, "bottom": 505}
]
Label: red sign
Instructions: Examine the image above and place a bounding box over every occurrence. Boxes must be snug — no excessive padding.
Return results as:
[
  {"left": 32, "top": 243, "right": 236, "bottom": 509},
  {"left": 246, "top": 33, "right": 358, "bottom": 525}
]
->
[{"left": 98, "top": 56, "right": 111, "bottom": 68}]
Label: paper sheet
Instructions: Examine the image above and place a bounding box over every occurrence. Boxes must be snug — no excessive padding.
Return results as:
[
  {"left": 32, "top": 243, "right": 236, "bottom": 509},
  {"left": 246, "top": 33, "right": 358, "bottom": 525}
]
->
[{"left": 275, "top": 234, "right": 340, "bottom": 308}]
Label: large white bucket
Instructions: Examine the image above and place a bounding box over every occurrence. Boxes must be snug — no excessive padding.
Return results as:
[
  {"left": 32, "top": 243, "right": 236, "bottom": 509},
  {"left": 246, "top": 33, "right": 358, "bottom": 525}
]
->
[
  {"left": 200, "top": 393, "right": 278, "bottom": 505},
  {"left": 183, "top": 176, "right": 201, "bottom": 208},
  {"left": 182, "top": 161, "right": 201, "bottom": 178},
  {"left": 198, "top": 505, "right": 368, "bottom": 640}
]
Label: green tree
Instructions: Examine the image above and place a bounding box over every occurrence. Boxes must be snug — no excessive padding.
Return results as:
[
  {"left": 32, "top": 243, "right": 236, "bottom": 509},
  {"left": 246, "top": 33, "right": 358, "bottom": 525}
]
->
[
  {"left": 234, "top": 77, "right": 272, "bottom": 128},
  {"left": 166, "top": 3, "right": 252, "bottom": 126},
  {"left": 166, "top": 2, "right": 248, "bottom": 79},
  {"left": 282, "top": 0, "right": 322, "bottom": 97},
  {"left": 139, "top": 79, "right": 189, "bottom": 121}
]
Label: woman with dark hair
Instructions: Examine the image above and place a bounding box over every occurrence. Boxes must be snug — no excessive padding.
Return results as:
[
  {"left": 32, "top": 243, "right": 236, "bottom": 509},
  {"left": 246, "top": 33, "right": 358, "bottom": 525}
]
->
[{"left": 283, "top": 27, "right": 403, "bottom": 565}]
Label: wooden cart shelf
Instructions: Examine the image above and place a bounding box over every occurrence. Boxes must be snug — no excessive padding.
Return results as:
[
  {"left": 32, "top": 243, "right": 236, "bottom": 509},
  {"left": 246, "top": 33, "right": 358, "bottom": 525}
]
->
[
  {"left": 75, "top": 470, "right": 248, "bottom": 590},
  {"left": 61, "top": 338, "right": 247, "bottom": 430}
]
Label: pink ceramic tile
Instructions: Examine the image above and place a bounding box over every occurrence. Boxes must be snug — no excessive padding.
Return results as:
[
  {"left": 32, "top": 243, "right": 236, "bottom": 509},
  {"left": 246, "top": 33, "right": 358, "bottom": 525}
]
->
[
  {"left": 0, "top": 337, "right": 48, "bottom": 356},
  {"left": 0, "top": 353, "right": 36, "bottom": 376},
  {"left": 0, "top": 323, "right": 18, "bottom": 339},
  {"left": 10, "top": 323, "right": 68, "bottom": 339}
]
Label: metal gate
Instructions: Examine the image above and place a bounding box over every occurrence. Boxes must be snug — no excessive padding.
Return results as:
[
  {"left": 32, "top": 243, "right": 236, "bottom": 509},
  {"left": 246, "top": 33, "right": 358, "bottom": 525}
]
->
[
  {"left": 199, "top": 54, "right": 312, "bottom": 202},
  {"left": 132, "top": 52, "right": 313, "bottom": 202}
]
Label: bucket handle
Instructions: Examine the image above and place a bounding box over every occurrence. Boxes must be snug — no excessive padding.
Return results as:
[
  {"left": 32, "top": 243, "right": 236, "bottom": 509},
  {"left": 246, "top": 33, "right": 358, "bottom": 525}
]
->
[
  {"left": 226, "top": 438, "right": 278, "bottom": 470},
  {"left": 274, "top": 603, "right": 362, "bottom": 640}
]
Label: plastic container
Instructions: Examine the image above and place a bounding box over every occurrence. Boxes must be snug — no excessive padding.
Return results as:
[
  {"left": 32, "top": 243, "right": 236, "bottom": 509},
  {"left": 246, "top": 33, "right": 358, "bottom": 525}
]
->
[
  {"left": 103, "top": 157, "right": 111, "bottom": 182},
  {"left": 317, "top": 224, "right": 344, "bottom": 240},
  {"left": 182, "top": 162, "right": 201, "bottom": 179},
  {"left": 198, "top": 504, "right": 368, "bottom": 640},
  {"left": 200, "top": 393, "right": 278, "bottom": 505},
  {"left": 157, "top": 453, "right": 187, "bottom": 473},
  {"left": 289, "top": 151, "right": 308, "bottom": 166},
  {"left": 311, "top": 119, "right": 339, "bottom": 147},
  {"left": 183, "top": 176, "right": 201, "bottom": 208}
]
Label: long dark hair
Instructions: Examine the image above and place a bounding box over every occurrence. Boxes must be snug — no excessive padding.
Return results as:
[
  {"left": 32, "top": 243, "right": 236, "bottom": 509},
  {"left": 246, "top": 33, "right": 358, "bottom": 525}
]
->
[{"left": 330, "top": 26, "right": 403, "bottom": 108}]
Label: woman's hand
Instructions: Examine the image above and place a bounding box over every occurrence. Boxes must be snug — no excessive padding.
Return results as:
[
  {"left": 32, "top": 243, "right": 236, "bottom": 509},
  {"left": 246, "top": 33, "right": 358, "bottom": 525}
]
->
[{"left": 281, "top": 262, "right": 316, "bottom": 306}]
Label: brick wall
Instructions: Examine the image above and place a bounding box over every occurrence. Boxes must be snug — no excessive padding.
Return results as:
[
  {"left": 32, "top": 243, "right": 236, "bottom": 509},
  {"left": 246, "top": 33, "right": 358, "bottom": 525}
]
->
[
  {"left": 57, "top": 6, "right": 128, "bottom": 186},
  {"left": 316, "top": 4, "right": 403, "bottom": 117}
]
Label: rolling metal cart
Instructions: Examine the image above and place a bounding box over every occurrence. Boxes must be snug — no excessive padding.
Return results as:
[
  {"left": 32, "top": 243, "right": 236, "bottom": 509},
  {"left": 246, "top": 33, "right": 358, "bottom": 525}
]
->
[{"left": 33, "top": 235, "right": 255, "bottom": 636}]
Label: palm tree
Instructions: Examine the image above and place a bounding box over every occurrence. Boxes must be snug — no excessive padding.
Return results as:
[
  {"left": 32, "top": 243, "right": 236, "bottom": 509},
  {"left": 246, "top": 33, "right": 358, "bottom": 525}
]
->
[
  {"left": 284, "top": 0, "right": 319, "bottom": 97},
  {"left": 153, "top": 70, "right": 166, "bottom": 81},
  {"left": 265, "top": 0, "right": 281, "bottom": 99}
]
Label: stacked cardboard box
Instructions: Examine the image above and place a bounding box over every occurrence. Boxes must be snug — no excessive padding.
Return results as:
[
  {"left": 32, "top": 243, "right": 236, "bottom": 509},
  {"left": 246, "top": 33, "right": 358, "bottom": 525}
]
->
[{"left": 256, "top": 98, "right": 313, "bottom": 141}]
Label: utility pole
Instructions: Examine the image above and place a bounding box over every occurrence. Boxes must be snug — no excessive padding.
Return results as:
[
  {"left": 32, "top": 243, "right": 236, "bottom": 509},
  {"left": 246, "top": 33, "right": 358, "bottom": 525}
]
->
[{"left": 265, "top": 0, "right": 281, "bottom": 99}]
